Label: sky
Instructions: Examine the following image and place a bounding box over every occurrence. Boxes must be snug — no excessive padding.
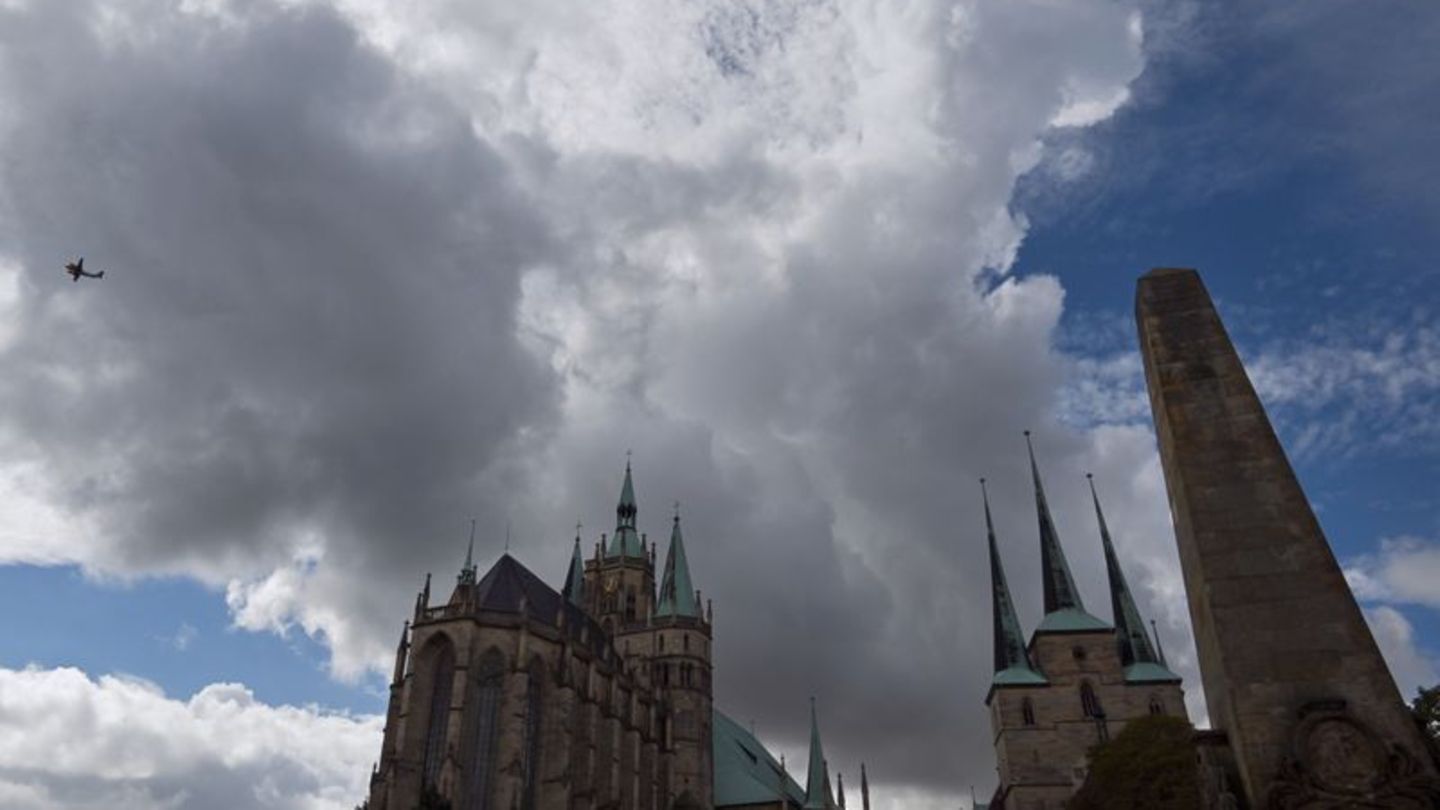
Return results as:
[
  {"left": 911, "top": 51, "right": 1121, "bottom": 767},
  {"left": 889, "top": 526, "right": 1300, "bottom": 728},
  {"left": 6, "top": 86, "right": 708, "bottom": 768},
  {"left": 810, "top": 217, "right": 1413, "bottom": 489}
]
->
[{"left": 0, "top": 1, "right": 1437, "bottom": 808}]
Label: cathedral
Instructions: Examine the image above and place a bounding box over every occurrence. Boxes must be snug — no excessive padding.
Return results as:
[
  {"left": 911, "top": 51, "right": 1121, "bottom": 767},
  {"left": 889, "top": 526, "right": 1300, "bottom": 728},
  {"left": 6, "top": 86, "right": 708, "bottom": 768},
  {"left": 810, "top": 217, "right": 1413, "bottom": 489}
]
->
[
  {"left": 979, "top": 435, "right": 1186, "bottom": 809},
  {"left": 363, "top": 463, "right": 871, "bottom": 810}
]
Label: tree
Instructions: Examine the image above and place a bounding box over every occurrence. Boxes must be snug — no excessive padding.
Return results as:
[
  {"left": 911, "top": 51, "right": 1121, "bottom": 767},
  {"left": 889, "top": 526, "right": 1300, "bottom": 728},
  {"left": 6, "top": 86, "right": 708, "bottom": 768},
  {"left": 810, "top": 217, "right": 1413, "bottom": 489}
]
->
[
  {"left": 1068, "top": 715, "right": 1202, "bottom": 810},
  {"left": 1413, "top": 683, "right": 1440, "bottom": 745}
]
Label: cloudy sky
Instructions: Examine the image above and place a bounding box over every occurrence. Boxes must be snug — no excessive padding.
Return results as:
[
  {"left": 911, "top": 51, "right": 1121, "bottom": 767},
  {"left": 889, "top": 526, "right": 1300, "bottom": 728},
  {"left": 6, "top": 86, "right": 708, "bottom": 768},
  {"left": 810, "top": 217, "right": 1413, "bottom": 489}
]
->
[{"left": 1, "top": 1, "right": 1438, "bottom": 808}]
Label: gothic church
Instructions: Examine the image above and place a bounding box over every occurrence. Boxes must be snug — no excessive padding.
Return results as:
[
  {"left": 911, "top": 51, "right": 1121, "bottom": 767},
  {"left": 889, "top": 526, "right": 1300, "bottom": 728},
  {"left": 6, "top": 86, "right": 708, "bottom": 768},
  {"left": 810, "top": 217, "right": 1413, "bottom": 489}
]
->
[{"left": 364, "top": 463, "right": 869, "bottom": 810}]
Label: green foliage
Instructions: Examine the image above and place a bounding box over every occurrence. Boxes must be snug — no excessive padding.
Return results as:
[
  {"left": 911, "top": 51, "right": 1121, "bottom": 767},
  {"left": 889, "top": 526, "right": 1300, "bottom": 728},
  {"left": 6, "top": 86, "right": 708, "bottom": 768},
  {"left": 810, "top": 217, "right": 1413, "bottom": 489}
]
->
[
  {"left": 1413, "top": 683, "right": 1440, "bottom": 744},
  {"left": 1068, "top": 715, "right": 1202, "bottom": 810}
]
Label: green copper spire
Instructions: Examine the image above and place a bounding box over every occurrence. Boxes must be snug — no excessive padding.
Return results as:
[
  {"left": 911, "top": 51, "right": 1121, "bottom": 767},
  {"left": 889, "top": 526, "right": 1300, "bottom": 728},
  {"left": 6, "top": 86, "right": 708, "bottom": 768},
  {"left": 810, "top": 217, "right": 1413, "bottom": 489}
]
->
[
  {"left": 561, "top": 531, "right": 586, "bottom": 608},
  {"left": 607, "top": 459, "right": 644, "bottom": 557},
  {"left": 656, "top": 511, "right": 699, "bottom": 617},
  {"left": 983, "top": 479, "right": 1046, "bottom": 687},
  {"left": 804, "top": 698, "right": 832, "bottom": 809},
  {"left": 1089, "top": 475, "right": 1181, "bottom": 683},
  {"left": 1026, "top": 434, "right": 1109, "bottom": 634}
]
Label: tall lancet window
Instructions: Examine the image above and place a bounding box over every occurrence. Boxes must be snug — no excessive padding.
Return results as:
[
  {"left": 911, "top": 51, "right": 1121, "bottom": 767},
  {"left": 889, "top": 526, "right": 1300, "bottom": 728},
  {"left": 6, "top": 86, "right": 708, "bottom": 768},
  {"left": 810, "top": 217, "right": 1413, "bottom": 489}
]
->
[
  {"left": 1021, "top": 697, "right": 1036, "bottom": 727},
  {"left": 520, "top": 659, "right": 545, "bottom": 810},
  {"left": 422, "top": 642, "right": 456, "bottom": 790},
  {"left": 465, "top": 649, "right": 505, "bottom": 810}
]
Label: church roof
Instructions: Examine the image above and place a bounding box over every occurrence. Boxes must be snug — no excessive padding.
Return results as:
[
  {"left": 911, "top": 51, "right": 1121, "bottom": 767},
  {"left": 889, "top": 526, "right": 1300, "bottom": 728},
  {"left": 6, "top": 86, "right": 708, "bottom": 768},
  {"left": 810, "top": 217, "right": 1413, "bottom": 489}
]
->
[
  {"left": 982, "top": 479, "right": 1046, "bottom": 687},
  {"left": 656, "top": 514, "right": 699, "bottom": 618},
  {"left": 439, "top": 553, "right": 618, "bottom": 664},
  {"left": 713, "top": 710, "right": 805, "bottom": 807},
  {"left": 1089, "top": 476, "right": 1174, "bottom": 679},
  {"left": 1124, "top": 661, "right": 1182, "bottom": 684},
  {"left": 1026, "top": 434, "right": 1089, "bottom": 616},
  {"left": 803, "top": 699, "right": 833, "bottom": 809},
  {"left": 1033, "top": 606, "right": 1111, "bottom": 634},
  {"left": 561, "top": 536, "right": 586, "bottom": 608}
]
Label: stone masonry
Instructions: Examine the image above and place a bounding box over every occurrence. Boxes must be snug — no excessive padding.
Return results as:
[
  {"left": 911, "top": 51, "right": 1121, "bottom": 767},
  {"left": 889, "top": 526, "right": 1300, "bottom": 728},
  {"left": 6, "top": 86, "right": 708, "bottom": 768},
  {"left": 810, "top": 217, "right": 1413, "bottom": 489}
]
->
[{"left": 1136, "top": 267, "right": 1440, "bottom": 808}]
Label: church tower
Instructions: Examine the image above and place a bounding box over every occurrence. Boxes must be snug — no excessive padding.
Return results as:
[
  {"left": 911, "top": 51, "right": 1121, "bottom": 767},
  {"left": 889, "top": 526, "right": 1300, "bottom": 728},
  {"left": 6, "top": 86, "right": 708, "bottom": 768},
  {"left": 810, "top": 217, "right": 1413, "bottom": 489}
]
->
[
  {"left": 585, "top": 461, "right": 657, "bottom": 635},
  {"left": 984, "top": 438, "right": 1185, "bottom": 809},
  {"left": 582, "top": 462, "right": 715, "bottom": 809}
]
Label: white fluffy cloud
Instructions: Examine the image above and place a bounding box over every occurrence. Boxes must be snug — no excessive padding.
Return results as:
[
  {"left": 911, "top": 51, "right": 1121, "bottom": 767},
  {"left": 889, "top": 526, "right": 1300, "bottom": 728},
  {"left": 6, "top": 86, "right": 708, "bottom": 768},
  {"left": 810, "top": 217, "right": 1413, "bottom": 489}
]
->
[
  {"left": 0, "top": 665, "right": 381, "bottom": 810},
  {"left": 1346, "top": 536, "right": 1440, "bottom": 610},
  {"left": 1363, "top": 606, "right": 1439, "bottom": 699},
  {"left": 0, "top": 0, "right": 1168, "bottom": 805}
]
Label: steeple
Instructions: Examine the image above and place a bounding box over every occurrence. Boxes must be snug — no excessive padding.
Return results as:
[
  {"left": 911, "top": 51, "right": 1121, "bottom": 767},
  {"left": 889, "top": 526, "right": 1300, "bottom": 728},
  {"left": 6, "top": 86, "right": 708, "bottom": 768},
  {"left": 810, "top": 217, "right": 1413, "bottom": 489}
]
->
[
  {"left": 983, "top": 479, "right": 1046, "bottom": 687},
  {"left": 860, "top": 763, "right": 870, "bottom": 810},
  {"left": 1026, "top": 433, "right": 1108, "bottom": 633},
  {"left": 607, "top": 459, "right": 644, "bottom": 557},
  {"left": 561, "top": 531, "right": 586, "bottom": 609},
  {"left": 1088, "top": 475, "right": 1181, "bottom": 682},
  {"left": 458, "top": 519, "right": 477, "bottom": 585},
  {"left": 655, "top": 511, "right": 699, "bottom": 618},
  {"left": 837, "top": 772, "right": 846, "bottom": 809},
  {"left": 804, "top": 698, "right": 832, "bottom": 809}
]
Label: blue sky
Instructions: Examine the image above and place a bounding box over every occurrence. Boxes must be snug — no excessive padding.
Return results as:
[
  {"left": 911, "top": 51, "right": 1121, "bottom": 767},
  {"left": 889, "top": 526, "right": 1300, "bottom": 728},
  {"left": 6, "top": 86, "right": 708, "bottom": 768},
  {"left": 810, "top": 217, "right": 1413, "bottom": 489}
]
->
[{"left": 0, "top": 2, "right": 1437, "bottom": 809}]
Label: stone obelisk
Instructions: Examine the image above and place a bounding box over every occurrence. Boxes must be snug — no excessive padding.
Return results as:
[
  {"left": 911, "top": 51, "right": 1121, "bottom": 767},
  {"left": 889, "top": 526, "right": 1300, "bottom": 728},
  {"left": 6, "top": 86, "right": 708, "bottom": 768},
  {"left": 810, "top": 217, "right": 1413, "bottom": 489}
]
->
[{"left": 1136, "top": 268, "right": 1439, "bottom": 807}]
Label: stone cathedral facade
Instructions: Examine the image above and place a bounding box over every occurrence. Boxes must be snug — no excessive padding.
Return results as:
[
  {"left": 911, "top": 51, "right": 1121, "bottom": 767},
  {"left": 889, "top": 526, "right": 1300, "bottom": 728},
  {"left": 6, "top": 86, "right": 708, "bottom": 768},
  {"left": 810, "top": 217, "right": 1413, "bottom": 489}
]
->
[
  {"left": 981, "top": 437, "right": 1186, "bottom": 810},
  {"left": 363, "top": 464, "right": 868, "bottom": 810}
]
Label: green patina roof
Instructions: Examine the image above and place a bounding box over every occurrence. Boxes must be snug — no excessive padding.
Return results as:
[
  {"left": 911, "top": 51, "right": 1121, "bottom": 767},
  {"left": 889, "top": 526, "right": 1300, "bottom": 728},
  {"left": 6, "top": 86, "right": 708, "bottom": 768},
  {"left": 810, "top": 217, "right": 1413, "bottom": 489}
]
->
[
  {"left": 656, "top": 514, "right": 700, "bottom": 618},
  {"left": 1125, "top": 661, "right": 1182, "bottom": 683},
  {"left": 1034, "top": 606, "right": 1110, "bottom": 634},
  {"left": 982, "top": 479, "right": 1045, "bottom": 686},
  {"left": 1090, "top": 476, "right": 1165, "bottom": 670},
  {"left": 992, "top": 665, "right": 1049, "bottom": 686},
  {"left": 713, "top": 710, "right": 805, "bottom": 807},
  {"left": 607, "top": 462, "right": 645, "bottom": 558},
  {"left": 804, "top": 700, "right": 833, "bottom": 809},
  {"left": 1026, "top": 434, "right": 1087, "bottom": 616},
  {"left": 561, "top": 536, "right": 586, "bottom": 608}
]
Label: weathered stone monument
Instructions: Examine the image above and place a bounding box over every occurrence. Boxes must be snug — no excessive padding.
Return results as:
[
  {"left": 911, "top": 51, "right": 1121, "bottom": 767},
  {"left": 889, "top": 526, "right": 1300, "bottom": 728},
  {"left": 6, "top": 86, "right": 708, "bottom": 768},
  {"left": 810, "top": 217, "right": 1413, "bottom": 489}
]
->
[{"left": 1136, "top": 268, "right": 1440, "bottom": 809}]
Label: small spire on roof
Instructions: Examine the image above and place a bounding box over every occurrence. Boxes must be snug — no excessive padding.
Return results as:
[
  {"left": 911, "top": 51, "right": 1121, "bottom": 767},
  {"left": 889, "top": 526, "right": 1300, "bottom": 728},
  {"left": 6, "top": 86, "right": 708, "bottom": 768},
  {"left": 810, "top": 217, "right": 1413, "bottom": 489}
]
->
[{"left": 458, "top": 519, "right": 477, "bottom": 585}]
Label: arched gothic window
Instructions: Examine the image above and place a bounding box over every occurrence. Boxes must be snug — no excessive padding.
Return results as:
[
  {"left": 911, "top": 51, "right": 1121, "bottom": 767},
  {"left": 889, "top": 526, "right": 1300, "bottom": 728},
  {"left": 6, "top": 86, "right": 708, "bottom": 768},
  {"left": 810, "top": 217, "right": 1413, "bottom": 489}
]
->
[
  {"left": 1021, "top": 697, "right": 1036, "bottom": 727},
  {"left": 1149, "top": 695, "right": 1166, "bottom": 716},
  {"left": 520, "top": 658, "right": 544, "bottom": 810},
  {"left": 625, "top": 587, "right": 636, "bottom": 622},
  {"left": 1080, "top": 681, "right": 1103, "bottom": 719},
  {"left": 422, "top": 641, "right": 456, "bottom": 790},
  {"left": 464, "top": 648, "right": 505, "bottom": 810}
]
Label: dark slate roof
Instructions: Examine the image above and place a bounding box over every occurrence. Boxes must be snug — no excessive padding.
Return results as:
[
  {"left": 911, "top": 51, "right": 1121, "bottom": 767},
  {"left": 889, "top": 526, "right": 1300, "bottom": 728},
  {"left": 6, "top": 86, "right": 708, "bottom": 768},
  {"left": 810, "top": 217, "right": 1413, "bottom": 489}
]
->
[{"left": 445, "top": 553, "right": 617, "bottom": 663}]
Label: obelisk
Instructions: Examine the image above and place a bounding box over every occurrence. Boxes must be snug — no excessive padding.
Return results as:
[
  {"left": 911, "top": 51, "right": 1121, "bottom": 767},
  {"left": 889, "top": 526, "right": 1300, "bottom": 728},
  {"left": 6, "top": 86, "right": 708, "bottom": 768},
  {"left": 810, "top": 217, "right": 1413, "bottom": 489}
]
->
[{"left": 1136, "top": 268, "right": 1439, "bottom": 807}]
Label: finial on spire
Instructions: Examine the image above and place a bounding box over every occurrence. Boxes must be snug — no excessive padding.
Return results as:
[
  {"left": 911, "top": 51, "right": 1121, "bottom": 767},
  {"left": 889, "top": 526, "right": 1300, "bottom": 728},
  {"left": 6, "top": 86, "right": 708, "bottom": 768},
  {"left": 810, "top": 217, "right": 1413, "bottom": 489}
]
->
[
  {"left": 505, "top": 520, "right": 511, "bottom": 553},
  {"left": 1151, "top": 619, "right": 1168, "bottom": 666}
]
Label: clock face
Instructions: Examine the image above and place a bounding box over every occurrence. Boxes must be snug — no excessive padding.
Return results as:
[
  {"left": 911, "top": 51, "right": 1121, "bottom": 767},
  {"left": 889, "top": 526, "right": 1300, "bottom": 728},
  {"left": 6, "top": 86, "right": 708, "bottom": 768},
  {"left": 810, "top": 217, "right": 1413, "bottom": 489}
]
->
[{"left": 604, "top": 575, "right": 619, "bottom": 594}]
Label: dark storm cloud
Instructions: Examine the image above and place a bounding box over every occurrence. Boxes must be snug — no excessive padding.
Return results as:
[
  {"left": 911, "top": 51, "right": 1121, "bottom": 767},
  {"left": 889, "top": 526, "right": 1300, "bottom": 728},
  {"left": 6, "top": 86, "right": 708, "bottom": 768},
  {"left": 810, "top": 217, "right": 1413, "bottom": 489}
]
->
[
  {"left": 0, "top": 0, "right": 1172, "bottom": 807},
  {"left": 0, "top": 0, "right": 557, "bottom": 649}
]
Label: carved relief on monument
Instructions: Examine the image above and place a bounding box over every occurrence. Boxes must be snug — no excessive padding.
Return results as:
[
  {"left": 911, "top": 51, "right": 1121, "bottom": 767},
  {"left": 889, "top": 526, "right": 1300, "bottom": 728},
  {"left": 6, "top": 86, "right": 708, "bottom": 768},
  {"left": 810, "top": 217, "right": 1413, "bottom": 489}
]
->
[{"left": 1266, "top": 702, "right": 1440, "bottom": 810}]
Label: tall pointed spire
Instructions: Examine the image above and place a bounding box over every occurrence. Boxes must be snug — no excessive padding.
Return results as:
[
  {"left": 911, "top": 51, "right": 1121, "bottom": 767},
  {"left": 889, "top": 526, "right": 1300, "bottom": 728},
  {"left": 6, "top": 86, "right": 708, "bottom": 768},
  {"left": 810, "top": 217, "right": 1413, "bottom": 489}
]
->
[
  {"left": 655, "top": 511, "right": 699, "bottom": 618},
  {"left": 983, "top": 479, "right": 1045, "bottom": 686},
  {"left": 837, "top": 772, "right": 846, "bottom": 809},
  {"left": 607, "top": 457, "right": 644, "bottom": 557},
  {"left": 1089, "top": 474, "right": 1180, "bottom": 683},
  {"left": 860, "top": 763, "right": 870, "bottom": 810},
  {"left": 458, "top": 519, "right": 477, "bottom": 585},
  {"left": 562, "top": 530, "right": 586, "bottom": 609},
  {"left": 1151, "top": 619, "right": 1168, "bottom": 666},
  {"left": 804, "top": 698, "right": 832, "bottom": 809},
  {"left": 1026, "top": 433, "right": 1108, "bottom": 633}
]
